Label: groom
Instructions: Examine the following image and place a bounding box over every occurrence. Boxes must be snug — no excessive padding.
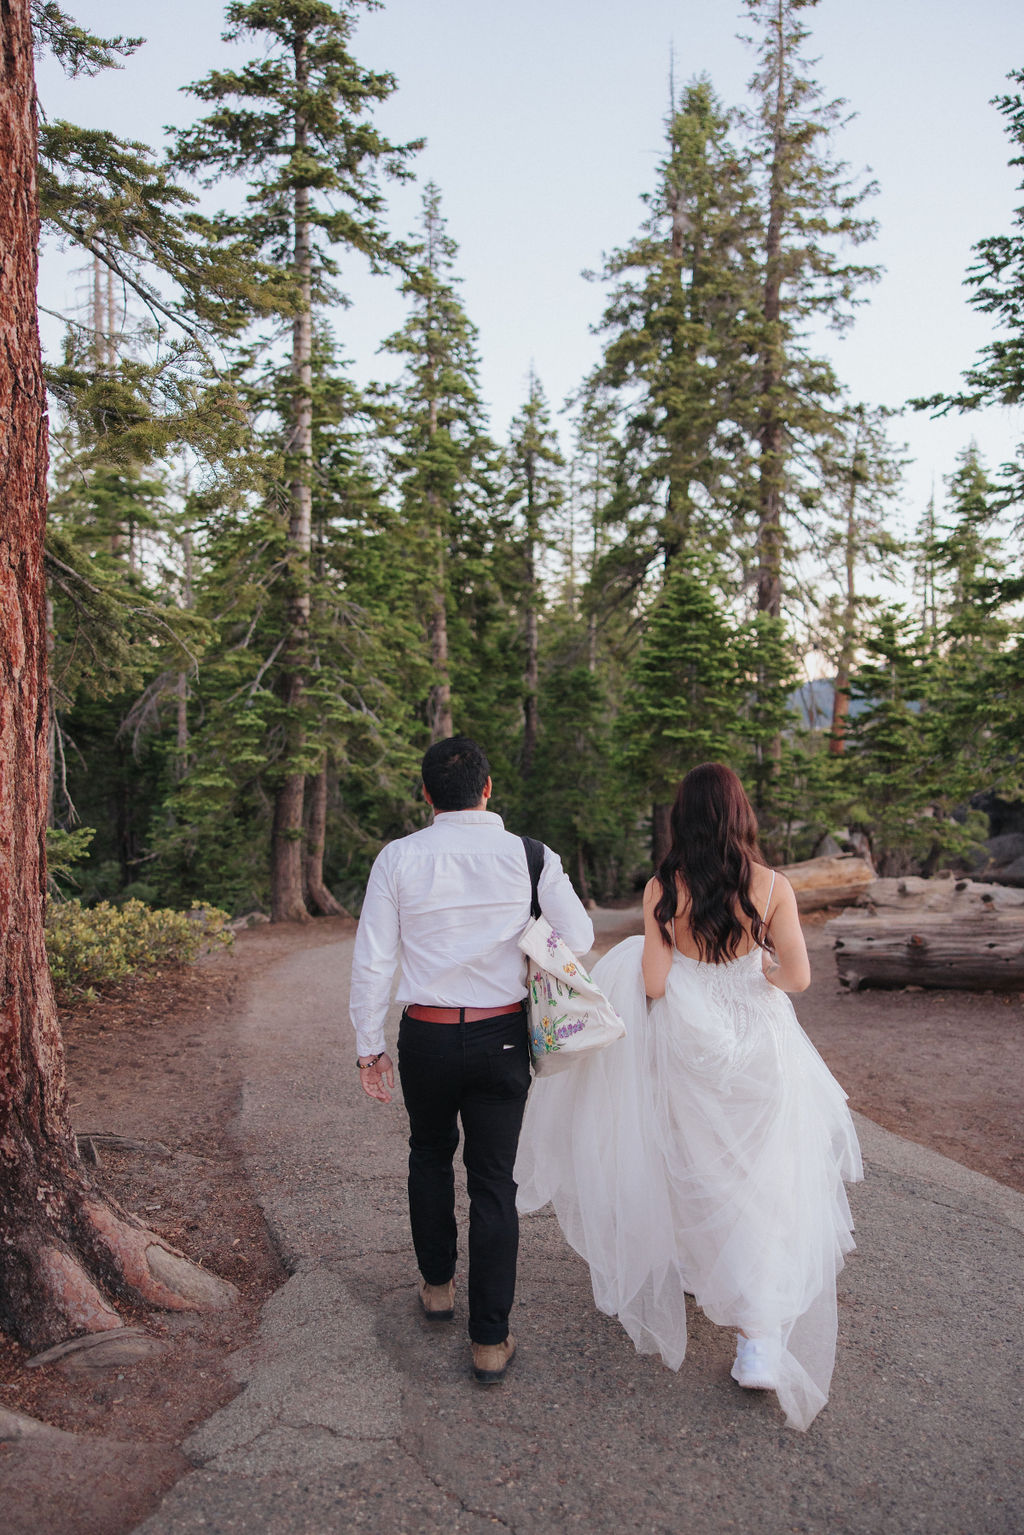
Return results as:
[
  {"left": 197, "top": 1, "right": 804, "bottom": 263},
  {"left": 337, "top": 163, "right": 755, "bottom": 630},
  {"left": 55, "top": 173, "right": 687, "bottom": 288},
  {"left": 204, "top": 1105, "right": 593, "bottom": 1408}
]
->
[{"left": 349, "top": 736, "right": 593, "bottom": 1382}]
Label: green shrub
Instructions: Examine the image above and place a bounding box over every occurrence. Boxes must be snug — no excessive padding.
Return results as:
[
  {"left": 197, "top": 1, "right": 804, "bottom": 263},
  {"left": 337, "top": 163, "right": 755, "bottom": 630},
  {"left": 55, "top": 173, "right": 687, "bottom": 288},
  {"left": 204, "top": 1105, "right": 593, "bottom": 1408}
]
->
[{"left": 46, "top": 898, "right": 233, "bottom": 1001}]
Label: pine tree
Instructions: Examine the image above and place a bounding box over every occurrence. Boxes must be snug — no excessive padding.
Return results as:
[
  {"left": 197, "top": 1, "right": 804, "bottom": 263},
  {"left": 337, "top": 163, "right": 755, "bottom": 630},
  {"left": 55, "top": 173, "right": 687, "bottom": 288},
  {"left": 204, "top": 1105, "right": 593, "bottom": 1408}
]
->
[
  {"left": 923, "top": 446, "right": 1015, "bottom": 795},
  {"left": 917, "top": 70, "right": 1024, "bottom": 514},
  {"left": 504, "top": 371, "right": 565, "bottom": 781},
  {"left": 617, "top": 561, "right": 749, "bottom": 862},
  {"left": 148, "top": 337, "right": 425, "bottom": 915},
  {"left": 931, "top": 446, "right": 1007, "bottom": 650},
  {"left": 529, "top": 613, "right": 635, "bottom": 901},
  {"left": 173, "top": 0, "right": 420, "bottom": 920},
  {"left": 740, "top": 0, "right": 879, "bottom": 787},
  {"left": 839, "top": 611, "right": 943, "bottom": 875},
  {"left": 742, "top": 0, "right": 879, "bottom": 614},
  {"left": 586, "top": 77, "right": 759, "bottom": 584},
  {"left": 377, "top": 183, "right": 494, "bottom": 742},
  {"left": 566, "top": 395, "right": 619, "bottom": 671},
  {"left": 812, "top": 404, "right": 905, "bottom": 752}
]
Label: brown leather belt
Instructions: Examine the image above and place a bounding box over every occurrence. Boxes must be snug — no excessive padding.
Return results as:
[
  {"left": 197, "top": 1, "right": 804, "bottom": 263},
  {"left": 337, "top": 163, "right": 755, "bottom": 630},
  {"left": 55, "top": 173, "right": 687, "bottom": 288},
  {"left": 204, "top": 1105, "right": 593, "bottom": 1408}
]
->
[{"left": 403, "top": 1001, "right": 526, "bottom": 1025}]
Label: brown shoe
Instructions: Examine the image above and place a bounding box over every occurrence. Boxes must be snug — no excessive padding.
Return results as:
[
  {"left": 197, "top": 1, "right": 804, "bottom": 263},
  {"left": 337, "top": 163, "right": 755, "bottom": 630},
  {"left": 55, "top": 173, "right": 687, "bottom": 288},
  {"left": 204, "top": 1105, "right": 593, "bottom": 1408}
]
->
[
  {"left": 471, "top": 1334, "right": 517, "bottom": 1383},
  {"left": 419, "top": 1279, "right": 455, "bottom": 1321}
]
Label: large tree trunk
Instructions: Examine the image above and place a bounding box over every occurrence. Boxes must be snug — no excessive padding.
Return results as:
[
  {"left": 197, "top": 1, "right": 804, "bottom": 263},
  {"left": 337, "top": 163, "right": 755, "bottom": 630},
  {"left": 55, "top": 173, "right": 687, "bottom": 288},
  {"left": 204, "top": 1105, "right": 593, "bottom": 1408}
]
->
[
  {"left": 651, "top": 800, "right": 672, "bottom": 868},
  {"left": 426, "top": 480, "right": 453, "bottom": 742},
  {"left": 755, "top": 0, "right": 786, "bottom": 624},
  {"left": 830, "top": 445, "right": 859, "bottom": 754},
  {"left": 271, "top": 33, "right": 314, "bottom": 922},
  {"left": 751, "top": 0, "right": 788, "bottom": 786},
  {"left": 0, "top": 0, "right": 235, "bottom": 1351},
  {"left": 521, "top": 473, "right": 539, "bottom": 777},
  {"left": 303, "top": 754, "right": 349, "bottom": 917},
  {"left": 522, "top": 566, "right": 539, "bottom": 777}
]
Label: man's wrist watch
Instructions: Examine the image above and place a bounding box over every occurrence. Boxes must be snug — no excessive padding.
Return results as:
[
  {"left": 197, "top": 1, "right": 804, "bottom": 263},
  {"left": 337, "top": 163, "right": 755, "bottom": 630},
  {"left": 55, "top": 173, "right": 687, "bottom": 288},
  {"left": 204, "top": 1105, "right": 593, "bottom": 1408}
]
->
[{"left": 357, "top": 1052, "right": 384, "bottom": 1070}]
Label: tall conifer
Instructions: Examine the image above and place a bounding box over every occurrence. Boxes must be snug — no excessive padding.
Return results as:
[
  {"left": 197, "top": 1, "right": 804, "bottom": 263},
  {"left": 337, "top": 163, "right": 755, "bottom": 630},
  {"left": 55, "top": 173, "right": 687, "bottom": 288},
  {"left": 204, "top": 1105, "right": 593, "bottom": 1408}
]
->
[
  {"left": 587, "top": 78, "right": 759, "bottom": 582},
  {"left": 173, "top": 0, "right": 419, "bottom": 920},
  {"left": 741, "top": 0, "right": 879, "bottom": 793},
  {"left": 505, "top": 372, "right": 565, "bottom": 780},
  {"left": 378, "top": 183, "right": 492, "bottom": 741}
]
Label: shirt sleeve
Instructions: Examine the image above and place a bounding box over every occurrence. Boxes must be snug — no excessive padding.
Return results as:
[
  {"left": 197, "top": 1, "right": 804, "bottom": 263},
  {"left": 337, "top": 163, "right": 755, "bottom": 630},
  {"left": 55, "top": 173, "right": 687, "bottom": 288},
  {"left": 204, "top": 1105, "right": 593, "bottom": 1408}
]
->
[
  {"left": 538, "top": 845, "right": 595, "bottom": 956},
  {"left": 349, "top": 848, "right": 400, "bottom": 1057}
]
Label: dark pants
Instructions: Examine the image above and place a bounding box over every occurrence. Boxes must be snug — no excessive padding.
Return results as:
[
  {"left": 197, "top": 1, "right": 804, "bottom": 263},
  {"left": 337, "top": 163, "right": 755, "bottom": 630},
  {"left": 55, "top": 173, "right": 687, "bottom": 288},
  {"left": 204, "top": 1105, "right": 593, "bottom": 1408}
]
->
[{"left": 397, "top": 1008, "right": 531, "bottom": 1346}]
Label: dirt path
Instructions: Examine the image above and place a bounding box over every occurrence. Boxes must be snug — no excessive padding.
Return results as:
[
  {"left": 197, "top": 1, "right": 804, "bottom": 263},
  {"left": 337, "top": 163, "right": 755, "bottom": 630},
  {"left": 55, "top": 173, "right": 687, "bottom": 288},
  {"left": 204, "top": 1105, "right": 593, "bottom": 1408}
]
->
[{"left": 0, "top": 909, "right": 1021, "bottom": 1534}]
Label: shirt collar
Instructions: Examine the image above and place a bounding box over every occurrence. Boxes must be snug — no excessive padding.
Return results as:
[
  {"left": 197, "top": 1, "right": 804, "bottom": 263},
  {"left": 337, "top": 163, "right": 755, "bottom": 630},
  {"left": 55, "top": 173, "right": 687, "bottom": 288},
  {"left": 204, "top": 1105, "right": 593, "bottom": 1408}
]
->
[{"left": 431, "top": 809, "right": 505, "bottom": 828}]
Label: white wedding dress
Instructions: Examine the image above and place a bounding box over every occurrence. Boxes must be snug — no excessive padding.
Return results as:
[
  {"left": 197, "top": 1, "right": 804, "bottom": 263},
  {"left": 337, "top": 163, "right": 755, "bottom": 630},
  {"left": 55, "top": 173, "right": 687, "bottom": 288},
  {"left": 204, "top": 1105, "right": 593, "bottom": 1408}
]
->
[{"left": 515, "top": 926, "right": 863, "bottom": 1431}]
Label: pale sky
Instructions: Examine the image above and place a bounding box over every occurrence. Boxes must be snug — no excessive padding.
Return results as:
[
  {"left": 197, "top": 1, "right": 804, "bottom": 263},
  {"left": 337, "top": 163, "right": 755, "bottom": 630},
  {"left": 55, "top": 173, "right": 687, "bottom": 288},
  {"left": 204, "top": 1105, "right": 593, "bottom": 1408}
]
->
[{"left": 36, "top": 0, "right": 1024, "bottom": 531}]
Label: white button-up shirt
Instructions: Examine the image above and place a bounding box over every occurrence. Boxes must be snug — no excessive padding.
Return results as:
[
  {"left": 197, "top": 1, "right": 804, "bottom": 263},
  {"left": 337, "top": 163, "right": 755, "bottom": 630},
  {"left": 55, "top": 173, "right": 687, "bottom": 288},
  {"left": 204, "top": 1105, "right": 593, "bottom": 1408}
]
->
[{"left": 349, "top": 809, "right": 595, "bottom": 1057}]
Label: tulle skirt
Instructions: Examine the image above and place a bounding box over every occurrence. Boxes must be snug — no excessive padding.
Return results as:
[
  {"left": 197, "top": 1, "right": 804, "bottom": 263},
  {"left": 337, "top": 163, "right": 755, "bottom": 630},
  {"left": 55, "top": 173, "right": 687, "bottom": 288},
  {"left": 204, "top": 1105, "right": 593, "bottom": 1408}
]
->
[{"left": 515, "top": 936, "right": 863, "bottom": 1430}]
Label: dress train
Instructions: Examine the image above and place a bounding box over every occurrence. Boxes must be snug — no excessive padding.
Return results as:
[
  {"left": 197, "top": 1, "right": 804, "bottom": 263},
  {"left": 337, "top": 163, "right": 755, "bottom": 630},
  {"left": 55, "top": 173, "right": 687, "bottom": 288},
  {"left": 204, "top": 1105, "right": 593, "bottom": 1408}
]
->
[{"left": 515, "top": 935, "right": 863, "bottom": 1431}]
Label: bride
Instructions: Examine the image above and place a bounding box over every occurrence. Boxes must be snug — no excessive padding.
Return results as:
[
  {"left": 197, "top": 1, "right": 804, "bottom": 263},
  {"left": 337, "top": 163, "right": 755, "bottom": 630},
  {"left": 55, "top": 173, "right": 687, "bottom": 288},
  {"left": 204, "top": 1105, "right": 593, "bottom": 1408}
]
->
[{"left": 515, "top": 763, "right": 862, "bottom": 1431}]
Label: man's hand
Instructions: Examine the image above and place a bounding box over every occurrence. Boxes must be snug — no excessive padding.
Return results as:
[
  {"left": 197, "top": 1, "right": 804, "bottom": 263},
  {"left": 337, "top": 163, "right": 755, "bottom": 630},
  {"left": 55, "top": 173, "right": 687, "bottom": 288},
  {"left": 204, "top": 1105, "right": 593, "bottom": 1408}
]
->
[{"left": 358, "top": 1052, "right": 395, "bottom": 1104}]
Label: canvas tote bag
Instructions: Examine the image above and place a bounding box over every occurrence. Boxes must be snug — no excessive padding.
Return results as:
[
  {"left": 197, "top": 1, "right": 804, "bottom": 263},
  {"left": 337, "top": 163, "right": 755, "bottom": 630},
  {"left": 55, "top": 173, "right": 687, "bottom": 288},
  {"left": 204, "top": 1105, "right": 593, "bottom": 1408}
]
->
[{"left": 518, "top": 836, "right": 626, "bottom": 1075}]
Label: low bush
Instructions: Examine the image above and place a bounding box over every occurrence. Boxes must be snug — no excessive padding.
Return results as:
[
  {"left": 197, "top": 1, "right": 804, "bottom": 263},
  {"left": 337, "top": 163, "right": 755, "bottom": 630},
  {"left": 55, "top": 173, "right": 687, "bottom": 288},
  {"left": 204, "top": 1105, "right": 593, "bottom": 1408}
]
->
[{"left": 46, "top": 899, "right": 233, "bottom": 1001}]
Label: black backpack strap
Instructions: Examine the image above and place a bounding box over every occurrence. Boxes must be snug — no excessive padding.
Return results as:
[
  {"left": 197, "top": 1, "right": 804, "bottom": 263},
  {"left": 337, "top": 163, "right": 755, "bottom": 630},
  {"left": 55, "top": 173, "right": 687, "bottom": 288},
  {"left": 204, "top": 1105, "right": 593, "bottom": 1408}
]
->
[{"left": 520, "top": 835, "right": 545, "bottom": 920}]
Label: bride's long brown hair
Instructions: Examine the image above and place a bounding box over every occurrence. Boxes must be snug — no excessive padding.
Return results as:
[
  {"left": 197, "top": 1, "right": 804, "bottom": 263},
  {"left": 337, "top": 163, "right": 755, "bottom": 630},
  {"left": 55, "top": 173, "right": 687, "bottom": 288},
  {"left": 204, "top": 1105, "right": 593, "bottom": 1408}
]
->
[{"left": 653, "top": 763, "right": 774, "bottom": 962}]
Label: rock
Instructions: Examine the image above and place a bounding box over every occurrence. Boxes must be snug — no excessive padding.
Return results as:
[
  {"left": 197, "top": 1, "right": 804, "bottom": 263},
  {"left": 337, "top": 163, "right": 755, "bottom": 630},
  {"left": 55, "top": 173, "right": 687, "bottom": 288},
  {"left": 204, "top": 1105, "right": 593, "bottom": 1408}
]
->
[
  {"left": 229, "top": 911, "right": 270, "bottom": 931},
  {"left": 987, "top": 854, "right": 1024, "bottom": 886},
  {"left": 812, "top": 833, "right": 843, "bottom": 859},
  {"left": 985, "top": 832, "right": 1024, "bottom": 867},
  {"left": 971, "top": 791, "right": 1024, "bottom": 837}
]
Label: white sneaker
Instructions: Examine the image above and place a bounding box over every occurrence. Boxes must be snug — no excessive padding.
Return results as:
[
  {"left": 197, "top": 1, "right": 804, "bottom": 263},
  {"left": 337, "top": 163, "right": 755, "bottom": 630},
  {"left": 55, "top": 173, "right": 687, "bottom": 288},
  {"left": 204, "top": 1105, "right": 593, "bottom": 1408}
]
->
[{"left": 731, "top": 1332, "right": 781, "bottom": 1390}]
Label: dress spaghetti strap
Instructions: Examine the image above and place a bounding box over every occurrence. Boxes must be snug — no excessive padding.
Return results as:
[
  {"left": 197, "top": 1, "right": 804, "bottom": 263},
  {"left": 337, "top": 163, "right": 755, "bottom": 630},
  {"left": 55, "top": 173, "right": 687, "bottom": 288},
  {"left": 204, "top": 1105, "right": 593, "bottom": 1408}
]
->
[{"left": 761, "top": 869, "right": 776, "bottom": 923}]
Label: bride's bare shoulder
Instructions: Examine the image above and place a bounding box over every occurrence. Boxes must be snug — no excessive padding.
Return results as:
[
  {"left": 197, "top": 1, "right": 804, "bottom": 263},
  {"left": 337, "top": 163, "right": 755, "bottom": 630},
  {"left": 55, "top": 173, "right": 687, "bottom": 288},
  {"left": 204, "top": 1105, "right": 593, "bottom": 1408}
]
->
[{"left": 751, "top": 862, "right": 788, "bottom": 913}]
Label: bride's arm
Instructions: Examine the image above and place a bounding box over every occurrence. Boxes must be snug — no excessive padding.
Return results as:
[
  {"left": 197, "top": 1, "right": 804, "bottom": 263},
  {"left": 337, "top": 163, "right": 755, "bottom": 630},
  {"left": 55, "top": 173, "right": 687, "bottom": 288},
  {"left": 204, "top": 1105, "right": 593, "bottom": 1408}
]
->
[
  {"left": 641, "top": 877, "right": 673, "bottom": 998},
  {"left": 762, "top": 875, "right": 811, "bottom": 992}
]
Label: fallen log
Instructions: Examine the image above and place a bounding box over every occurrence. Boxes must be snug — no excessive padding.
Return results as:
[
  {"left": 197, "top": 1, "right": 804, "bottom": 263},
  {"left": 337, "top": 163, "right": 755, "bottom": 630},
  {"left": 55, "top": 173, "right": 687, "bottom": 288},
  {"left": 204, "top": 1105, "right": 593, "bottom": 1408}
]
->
[
  {"left": 860, "top": 875, "right": 1024, "bottom": 914},
  {"left": 778, "top": 854, "right": 875, "bottom": 912},
  {"left": 826, "top": 909, "right": 1024, "bottom": 991}
]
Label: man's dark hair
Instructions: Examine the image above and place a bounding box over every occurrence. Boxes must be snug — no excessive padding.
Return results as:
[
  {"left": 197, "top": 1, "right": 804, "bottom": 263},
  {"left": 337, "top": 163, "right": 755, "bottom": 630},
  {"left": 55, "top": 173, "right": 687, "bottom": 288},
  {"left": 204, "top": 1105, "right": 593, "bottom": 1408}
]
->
[{"left": 421, "top": 736, "right": 491, "bottom": 811}]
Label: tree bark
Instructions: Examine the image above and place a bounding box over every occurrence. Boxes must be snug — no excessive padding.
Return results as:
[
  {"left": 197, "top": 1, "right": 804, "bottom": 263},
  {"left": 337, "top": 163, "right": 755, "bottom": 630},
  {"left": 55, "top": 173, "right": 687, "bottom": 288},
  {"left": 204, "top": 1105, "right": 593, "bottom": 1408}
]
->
[
  {"left": 522, "top": 560, "right": 539, "bottom": 777},
  {"left": 424, "top": 331, "right": 453, "bottom": 741},
  {"left": 426, "top": 480, "right": 453, "bottom": 741},
  {"left": 575, "top": 843, "right": 591, "bottom": 904},
  {"left": 522, "top": 454, "right": 539, "bottom": 778},
  {"left": 830, "top": 439, "right": 859, "bottom": 753},
  {"left": 303, "top": 754, "right": 349, "bottom": 917},
  {"left": 651, "top": 801, "right": 672, "bottom": 868},
  {"left": 755, "top": 0, "right": 787, "bottom": 624},
  {"left": 0, "top": 0, "right": 235, "bottom": 1351},
  {"left": 271, "top": 30, "right": 313, "bottom": 922}
]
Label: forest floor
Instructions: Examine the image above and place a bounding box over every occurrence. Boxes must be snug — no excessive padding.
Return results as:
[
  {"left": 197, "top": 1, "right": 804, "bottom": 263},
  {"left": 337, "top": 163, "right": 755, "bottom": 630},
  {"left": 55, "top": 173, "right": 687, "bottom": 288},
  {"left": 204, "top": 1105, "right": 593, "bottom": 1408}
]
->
[{"left": 0, "top": 909, "right": 1021, "bottom": 1533}]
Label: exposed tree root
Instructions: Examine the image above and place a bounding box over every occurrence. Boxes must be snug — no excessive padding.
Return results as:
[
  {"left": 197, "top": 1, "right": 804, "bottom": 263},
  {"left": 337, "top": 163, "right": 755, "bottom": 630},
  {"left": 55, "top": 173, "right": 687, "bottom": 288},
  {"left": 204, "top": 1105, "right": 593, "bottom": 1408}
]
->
[
  {"left": 305, "top": 879, "right": 350, "bottom": 919},
  {"left": 1, "top": 1184, "right": 239, "bottom": 1352},
  {"left": 81, "top": 1199, "right": 238, "bottom": 1313}
]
